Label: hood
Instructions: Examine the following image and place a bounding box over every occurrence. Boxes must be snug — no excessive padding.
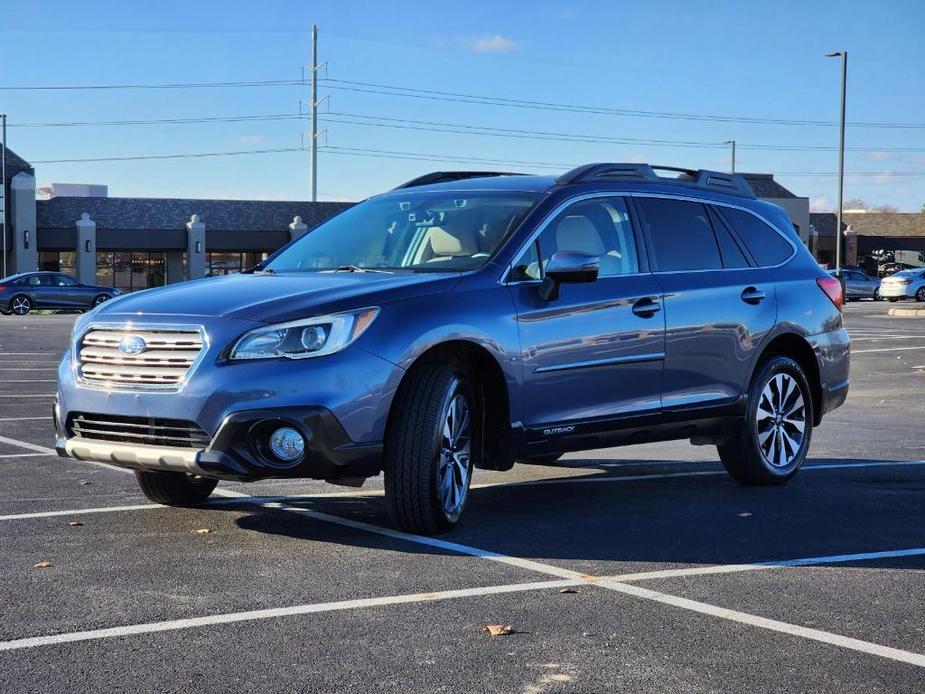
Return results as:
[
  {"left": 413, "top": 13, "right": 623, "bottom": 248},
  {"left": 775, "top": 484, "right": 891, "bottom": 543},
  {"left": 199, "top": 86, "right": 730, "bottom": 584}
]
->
[{"left": 96, "top": 271, "right": 460, "bottom": 323}]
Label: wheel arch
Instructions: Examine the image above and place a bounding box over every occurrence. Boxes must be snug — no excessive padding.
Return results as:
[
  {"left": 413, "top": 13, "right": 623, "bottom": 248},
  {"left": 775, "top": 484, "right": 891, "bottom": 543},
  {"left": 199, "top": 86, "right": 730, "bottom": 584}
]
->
[
  {"left": 752, "top": 332, "right": 823, "bottom": 426},
  {"left": 386, "top": 339, "right": 514, "bottom": 471}
]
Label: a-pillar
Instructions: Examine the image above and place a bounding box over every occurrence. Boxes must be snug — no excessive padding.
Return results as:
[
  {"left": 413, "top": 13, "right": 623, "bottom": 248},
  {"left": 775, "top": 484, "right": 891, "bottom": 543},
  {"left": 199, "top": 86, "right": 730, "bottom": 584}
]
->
[
  {"left": 289, "top": 215, "right": 308, "bottom": 241},
  {"left": 75, "top": 212, "right": 97, "bottom": 284},
  {"left": 185, "top": 214, "right": 206, "bottom": 280}
]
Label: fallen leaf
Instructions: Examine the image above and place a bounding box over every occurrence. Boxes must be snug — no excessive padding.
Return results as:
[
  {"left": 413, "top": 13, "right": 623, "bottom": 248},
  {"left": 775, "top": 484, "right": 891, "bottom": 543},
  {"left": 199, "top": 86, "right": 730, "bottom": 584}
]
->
[
  {"left": 557, "top": 587, "right": 579, "bottom": 594},
  {"left": 737, "top": 512, "right": 752, "bottom": 517},
  {"left": 33, "top": 561, "right": 52, "bottom": 569},
  {"left": 194, "top": 528, "right": 211, "bottom": 534},
  {"left": 66, "top": 521, "right": 83, "bottom": 527},
  {"left": 79, "top": 481, "right": 93, "bottom": 486},
  {"left": 483, "top": 624, "right": 513, "bottom": 636}
]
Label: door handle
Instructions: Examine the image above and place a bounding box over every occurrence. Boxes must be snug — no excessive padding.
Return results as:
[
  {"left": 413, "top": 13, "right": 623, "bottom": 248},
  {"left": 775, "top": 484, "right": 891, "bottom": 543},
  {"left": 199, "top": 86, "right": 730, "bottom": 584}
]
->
[
  {"left": 632, "top": 297, "right": 661, "bottom": 317},
  {"left": 741, "top": 287, "right": 766, "bottom": 304}
]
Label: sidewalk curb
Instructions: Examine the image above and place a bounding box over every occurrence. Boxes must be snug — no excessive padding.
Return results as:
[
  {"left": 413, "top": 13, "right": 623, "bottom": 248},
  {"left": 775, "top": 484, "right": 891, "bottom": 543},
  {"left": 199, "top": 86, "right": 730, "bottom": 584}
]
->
[{"left": 887, "top": 306, "right": 925, "bottom": 318}]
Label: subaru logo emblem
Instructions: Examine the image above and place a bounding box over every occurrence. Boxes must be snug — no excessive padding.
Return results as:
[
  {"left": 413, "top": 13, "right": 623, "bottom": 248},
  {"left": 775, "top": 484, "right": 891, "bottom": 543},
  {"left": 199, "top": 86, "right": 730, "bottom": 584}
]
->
[{"left": 118, "top": 335, "right": 147, "bottom": 356}]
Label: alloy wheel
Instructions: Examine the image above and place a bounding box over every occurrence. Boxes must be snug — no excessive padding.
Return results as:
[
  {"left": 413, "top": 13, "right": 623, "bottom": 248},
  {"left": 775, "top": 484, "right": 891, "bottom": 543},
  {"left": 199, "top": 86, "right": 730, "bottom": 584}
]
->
[
  {"left": 11, "top": 297, "right": 30, "bottom": 315},
  {"left": 755, "top": 373, "right": 806, "bottom": 468},
  {"left": 94, "top": 295, "right": 109, "bottom": 306},
  {"left": 436, "top": 385, "right": 472, "bottom": 517}
]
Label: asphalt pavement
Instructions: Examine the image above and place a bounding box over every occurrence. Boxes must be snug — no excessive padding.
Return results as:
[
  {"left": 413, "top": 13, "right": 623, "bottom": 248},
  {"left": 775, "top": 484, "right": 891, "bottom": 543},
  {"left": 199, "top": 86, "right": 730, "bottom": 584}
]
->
[{"left": 0, "top": 301, "right": 923, "bottom": 693}]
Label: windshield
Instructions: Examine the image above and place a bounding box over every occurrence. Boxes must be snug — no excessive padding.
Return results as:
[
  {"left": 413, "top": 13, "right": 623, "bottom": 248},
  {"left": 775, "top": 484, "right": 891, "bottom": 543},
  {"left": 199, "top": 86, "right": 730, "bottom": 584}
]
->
[{"left": 264, "top": 191, "right": 540, "bottom": 273}]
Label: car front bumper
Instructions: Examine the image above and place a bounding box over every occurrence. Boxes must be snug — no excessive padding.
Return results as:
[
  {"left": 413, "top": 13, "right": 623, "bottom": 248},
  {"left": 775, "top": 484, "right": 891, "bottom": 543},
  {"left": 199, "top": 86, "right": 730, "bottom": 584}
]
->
[{"left": 55, "top": 314, "right": 402, "bottom": 481}]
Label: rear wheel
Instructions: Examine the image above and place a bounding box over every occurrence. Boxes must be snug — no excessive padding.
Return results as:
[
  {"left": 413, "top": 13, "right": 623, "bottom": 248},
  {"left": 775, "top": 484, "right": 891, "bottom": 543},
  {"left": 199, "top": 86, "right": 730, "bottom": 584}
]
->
[
  {"left": 10, "top": 295, "right": 31, "bottom": 316},
  {"left": 134, "top": 470, "right": 218, "bottom": 505},
  {"left": 93, "top": 294, "right": 110, "bottom": 307},
  {"left": 916, "top": 287, "right": 925, "bottom": 302},
  {"left": 718, "top": 356, "right": 813, "bottom": 485},
  {"left": 384, "top": 364, "right": 478, "bottom": 534}
]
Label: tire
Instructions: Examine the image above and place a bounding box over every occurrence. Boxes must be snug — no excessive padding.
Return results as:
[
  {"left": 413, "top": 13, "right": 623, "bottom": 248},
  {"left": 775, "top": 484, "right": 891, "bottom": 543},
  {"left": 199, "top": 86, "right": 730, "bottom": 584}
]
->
[
  {"left": 93, "top": 294, "right": 110, "bottom": 307},
  {"left": 134, "top": 470, "right": 218, "bottom": 506},
  {"left": 717, "top": 355, "right": 813, "bottom": 485},
  {"left": 888, "top": 297, "right": 899, "bottom": 303},
  {"left": 916, "top": 287, "right": 925, "bottom": 303},
  {"left": 384, "top": 363, "right": 479, "bottom": 534},
  {"left": 9, "top": 295, "right": 31, "bottom": 316},
  {"left": 0, "top": 308, "right": 10, "bottom": 316},
  {"left": 873, "top": 288, "right": 880, "bottom": 301},
  {"left": 515, "top": 453, "right": 563, "bottom": 466}
]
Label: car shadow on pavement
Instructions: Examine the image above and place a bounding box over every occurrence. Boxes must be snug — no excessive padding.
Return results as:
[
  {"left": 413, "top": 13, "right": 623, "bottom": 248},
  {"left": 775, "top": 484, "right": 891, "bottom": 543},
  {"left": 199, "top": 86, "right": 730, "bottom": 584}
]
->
[{"left": 224, "top": 456, "right": 925, "bottom": 571}]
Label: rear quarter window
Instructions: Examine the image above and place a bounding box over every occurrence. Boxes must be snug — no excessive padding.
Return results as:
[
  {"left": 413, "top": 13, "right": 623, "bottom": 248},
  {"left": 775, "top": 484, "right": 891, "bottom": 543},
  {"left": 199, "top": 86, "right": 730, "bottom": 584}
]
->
[{"left": 720, "top": 207, "right": 794, "bottom": 267}]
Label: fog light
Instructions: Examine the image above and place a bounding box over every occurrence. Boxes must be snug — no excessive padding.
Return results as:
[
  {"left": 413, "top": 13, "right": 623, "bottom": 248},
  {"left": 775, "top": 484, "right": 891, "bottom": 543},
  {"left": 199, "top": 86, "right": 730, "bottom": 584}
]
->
[{"left": 268, "top": 427, "right": 305, "bottom": 462}]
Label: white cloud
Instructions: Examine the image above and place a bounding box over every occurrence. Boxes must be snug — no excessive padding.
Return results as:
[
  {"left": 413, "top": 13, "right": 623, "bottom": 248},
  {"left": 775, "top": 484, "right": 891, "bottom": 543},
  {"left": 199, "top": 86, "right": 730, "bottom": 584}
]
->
[
  {"left": 864, "top": 150, "right": 897, "bottom": 163},
  {"left": 462, "top": 35, "right": 521, "bottom": 54},
  {"left": 810, "top": 195, "right": 832, "bottom": 212}
]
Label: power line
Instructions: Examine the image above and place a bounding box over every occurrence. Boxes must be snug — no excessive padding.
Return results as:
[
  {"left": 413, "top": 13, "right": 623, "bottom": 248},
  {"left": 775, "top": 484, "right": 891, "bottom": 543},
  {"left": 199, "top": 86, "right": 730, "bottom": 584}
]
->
[
  {"left": 0, "top": 79, "right": 305, "bottom": 91},
  {"left": 27, "top": 144, "right": 925, "bottom": 177},
  {"left": 10, "top": 114, "right": 305, "bottom": 128},
  {"left": 319, "top": 78, "right": 925, "bottom": 130},
  {"left": 10, "top": 109, "right": 925, "bottom": 155},
  {"left": 30, "top": 147, "right": 302, "bottom": 164},
  {"left": 319, "top": 111, "right": 925, "bottom": 152}
]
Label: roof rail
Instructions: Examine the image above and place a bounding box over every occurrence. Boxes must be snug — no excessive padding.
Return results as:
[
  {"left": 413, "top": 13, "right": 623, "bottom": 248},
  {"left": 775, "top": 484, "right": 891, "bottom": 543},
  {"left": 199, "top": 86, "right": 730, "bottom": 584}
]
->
[
  {"left": 556, "top": 163, "right": 755, "bottom": 198},
  {"left": 393, "top": 171, "right": 525, "bottom": 190}
]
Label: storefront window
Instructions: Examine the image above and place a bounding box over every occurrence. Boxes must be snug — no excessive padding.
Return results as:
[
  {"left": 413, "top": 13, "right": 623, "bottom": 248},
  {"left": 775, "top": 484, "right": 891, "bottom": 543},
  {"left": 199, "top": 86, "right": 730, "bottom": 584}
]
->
[
  {"left": 95, "top": 251, "right": 167, "bottom": 291},
  {"left": 206, "top": 252, "right": 268, "bottom": 276},
  {"left": 38, "top": 251, "right": 77, "bottom": 276}
]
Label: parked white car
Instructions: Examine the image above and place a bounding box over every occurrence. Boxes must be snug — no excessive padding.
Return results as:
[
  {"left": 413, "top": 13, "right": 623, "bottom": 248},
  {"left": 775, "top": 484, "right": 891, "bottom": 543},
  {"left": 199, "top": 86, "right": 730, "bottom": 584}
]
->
[{"left": 879, "top": 269, "right": 925, "bottom": 302}]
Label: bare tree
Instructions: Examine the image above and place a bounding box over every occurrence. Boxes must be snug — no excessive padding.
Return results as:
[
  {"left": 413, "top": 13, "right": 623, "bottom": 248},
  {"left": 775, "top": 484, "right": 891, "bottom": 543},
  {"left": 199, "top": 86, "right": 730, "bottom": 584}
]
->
[
  {"left": 871, "top": 204, "right": 899, "bottom": 213},
  {"left": 844, "top": 197, "right": 867, "bottom": 209}
]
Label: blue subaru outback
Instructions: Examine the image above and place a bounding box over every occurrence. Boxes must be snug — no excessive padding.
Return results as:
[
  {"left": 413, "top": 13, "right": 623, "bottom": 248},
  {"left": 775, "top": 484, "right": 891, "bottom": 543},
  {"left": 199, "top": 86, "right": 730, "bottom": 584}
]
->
[{"left": 55, "top": 164, "right": 850, "bottom": 534}]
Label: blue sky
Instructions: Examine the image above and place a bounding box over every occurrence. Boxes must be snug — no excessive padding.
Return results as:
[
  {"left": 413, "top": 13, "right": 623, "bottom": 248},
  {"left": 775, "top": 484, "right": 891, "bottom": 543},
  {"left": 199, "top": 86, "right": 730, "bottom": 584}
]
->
[{"left": 1, "top": 0, "right": 923, "bottom": 210}]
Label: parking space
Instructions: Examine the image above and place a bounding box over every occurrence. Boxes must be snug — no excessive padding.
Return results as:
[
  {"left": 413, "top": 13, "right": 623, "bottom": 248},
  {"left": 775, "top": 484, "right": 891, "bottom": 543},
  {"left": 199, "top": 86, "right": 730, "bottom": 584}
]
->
[{"left": 1, "top": 305, "right": 924, "bottom": 692}]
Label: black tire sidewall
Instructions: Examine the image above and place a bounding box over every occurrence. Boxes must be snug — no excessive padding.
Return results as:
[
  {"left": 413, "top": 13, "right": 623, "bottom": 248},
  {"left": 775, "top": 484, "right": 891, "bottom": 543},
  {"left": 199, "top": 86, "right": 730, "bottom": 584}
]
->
[
  {"left": 741, "top": 356, "right": 813, "bottom": 482},
  {"left": 917, "top": 288, "right": 925, "bottom": 302}
]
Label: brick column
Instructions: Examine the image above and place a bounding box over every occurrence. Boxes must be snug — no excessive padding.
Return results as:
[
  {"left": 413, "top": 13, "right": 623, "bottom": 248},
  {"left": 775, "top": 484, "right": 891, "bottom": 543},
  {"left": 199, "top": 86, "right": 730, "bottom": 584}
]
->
[
  {"left": 75, "top": 212, "right": 97, "bottom": 284},
  {"left": 9, "top": 172, "right": 37, "bottom": 274},
  {"left": 185, "top": 214, "right": 206, "bottom": 280}
]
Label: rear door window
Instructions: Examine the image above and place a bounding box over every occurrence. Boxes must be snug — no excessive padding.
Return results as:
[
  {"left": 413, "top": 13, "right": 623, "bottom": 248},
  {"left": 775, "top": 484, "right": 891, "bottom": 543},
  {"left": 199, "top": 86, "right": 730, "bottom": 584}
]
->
[
  {"left": 707, "top": 206, "right": 750, "bottom": 269},
  {"left": 719, "top": 207, "right": 794, "bottom": 267},
  {"left": 635, "top": 198, "right": 722, "bottom": 272}
]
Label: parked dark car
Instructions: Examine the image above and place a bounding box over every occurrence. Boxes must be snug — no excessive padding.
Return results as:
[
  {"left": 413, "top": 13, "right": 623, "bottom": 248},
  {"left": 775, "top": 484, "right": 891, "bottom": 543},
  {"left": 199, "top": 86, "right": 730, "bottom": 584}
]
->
[
  {"left": 0, "top": 272, "right": 122, "bottom": 315},
  {"left": 55, "top": 163, "right": 850, "bottom": 534}
]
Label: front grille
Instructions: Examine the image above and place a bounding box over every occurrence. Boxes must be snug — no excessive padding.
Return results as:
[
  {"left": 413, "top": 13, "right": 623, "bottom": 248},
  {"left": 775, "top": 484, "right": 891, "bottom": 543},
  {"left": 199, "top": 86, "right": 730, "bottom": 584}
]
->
[
  {"left": 68, "top": 413, "right": 211, "bottom": 448},
  {"left": 77, "top": 326, "right": 204, "bottom": 389}
]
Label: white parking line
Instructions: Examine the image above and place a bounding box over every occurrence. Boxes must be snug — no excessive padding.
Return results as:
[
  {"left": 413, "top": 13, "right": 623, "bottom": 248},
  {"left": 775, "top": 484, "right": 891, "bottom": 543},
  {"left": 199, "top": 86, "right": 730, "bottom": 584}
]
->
[
  {"left": 0, "top": 578, "right": 580, "bottom": 653},
  {"left": 0, "top": 380, "right": 57, "bottom": 383},
  {"left": 0, "top": 453, "right": 52, "bottom": 459},
  {"left": 0, "top": 434, "right": 56, "bottom": 455},
  {"left": 0, "top": 394, "right": 54, "bottom": 398},
  {"left": 603, "top": 580, "right": 925, "bottom": 668},
  {"left": 0, "top": 416, "right": 50, "bottom": 422},
  {"left": 4, "top": 488, "right": 925, "bottom": 667},
  {"left": 853, "top": 345, "right": 925, "bottom": 354},
  {"left": 605, "top": 547, "right": 925, "bottom": 583}
]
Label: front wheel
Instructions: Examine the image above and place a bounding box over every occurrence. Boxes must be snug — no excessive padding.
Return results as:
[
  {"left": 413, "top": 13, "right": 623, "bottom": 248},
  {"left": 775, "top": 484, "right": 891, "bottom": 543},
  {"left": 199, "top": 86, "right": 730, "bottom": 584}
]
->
[
  {"left": 93, "top": 294, "right": 110, "bottom": 307},
  {"left": 134, "top": 470, "right": 218, "bottom": 505},
  {"left": 384, "top": 364, "right": 478, "bottom": 534},
  {"left": 718, "top": 356, "right": 813, "bottom": 485},
  {"left": 10, "top": 295, "right": 31, "bottom": 316},
  {"left": 916, "top": 287, "right": 925, "bottom": 303}
]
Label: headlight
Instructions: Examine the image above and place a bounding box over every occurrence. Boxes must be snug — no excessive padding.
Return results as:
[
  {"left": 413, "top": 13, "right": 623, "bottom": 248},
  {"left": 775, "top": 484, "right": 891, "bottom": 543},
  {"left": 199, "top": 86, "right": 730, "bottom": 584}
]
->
[{"left": 229, "top": 307, "right": 379, "bottom": 361}]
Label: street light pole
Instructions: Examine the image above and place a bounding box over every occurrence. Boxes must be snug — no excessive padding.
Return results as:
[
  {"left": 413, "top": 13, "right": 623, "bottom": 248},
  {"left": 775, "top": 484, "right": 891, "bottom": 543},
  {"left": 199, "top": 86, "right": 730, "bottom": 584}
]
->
[
  {"left": 724, "top": 139, "right": 736, "bottom": 173},
  {"left": 310, "top": 24, "right": 318, "bottom": 202},
  {"left": 826, "top": 50, "right": 848, "bottom": 276}
]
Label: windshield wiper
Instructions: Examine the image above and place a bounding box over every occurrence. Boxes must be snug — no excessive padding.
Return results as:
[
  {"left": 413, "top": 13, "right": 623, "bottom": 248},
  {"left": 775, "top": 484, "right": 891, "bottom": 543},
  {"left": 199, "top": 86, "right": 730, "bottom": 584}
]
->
[{"left": 326, "top": 265, "right": 393, "bottom": 274}]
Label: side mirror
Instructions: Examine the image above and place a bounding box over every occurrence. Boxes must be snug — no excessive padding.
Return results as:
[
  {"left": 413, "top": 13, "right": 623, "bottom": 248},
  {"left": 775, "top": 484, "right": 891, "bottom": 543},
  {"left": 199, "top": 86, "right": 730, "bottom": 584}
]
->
[{"left": 538, "top": 250, "right": 599, "bottom": 301}]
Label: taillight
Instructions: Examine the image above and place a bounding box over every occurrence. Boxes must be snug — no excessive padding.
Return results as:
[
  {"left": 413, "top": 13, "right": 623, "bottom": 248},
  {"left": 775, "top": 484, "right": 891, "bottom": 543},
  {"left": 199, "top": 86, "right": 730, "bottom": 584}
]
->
[
  {"left": 817, "top": 275, "right": 843, "bottom": 311},
  {"left": 901, "top": 279, "right": 913, "bottom": 285},
  {"left": 0, "top": 286, "right": 5, "bottom": 292}
]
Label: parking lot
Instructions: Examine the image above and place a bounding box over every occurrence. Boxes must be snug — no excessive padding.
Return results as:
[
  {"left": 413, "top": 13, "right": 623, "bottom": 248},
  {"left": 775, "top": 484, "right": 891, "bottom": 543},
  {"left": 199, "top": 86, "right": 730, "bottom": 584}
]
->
[{"left": 0, "top": 301, "right": 923, "bottom": 693}]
